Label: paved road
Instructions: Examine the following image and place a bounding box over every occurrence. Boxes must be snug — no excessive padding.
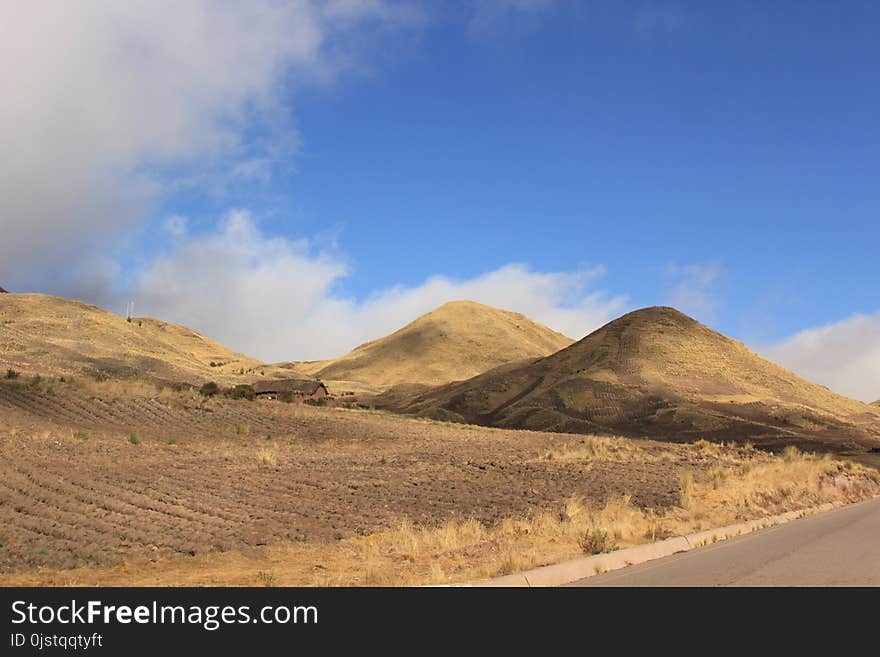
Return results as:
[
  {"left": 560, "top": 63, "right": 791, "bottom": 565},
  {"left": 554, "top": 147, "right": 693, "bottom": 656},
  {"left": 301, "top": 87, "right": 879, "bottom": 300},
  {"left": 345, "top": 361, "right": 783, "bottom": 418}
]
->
[{"left": 570, "top": 497, "right": 880, "bottom": 586}]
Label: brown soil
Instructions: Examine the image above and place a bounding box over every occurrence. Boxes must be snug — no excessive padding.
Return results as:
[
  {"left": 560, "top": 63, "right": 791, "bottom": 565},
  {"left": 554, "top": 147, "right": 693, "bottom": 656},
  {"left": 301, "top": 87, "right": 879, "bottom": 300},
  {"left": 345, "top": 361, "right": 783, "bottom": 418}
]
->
[{"left": 1, "top": 379, "right": 723, "bottom": 576}]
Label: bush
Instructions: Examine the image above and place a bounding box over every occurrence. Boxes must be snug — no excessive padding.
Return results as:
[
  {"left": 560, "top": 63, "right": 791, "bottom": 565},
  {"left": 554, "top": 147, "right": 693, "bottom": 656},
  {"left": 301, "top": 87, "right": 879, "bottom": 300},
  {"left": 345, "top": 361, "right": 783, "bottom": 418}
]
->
[
  {"left": 5, "top": 369, "right": 19, "bottom": 379},
  {"left": 26, "top": 376, "right": 41, "bottom": 391},
  {"left": 230, "top": 384, "right": 255, "bottom": 401},
  {"left": 304, "top": 397, "right": 326, "bottom": 407},
  {"left": 279, "top": 391, "right": 294, "bottom": 404},
  {"left": 578, "top": 528, "right": 618, "bottom": 555},
  {"left": 129, "top": 434, "right": 140, "bottom": 445},
  {"left": 199, "top": 382, "right": 220, "bottom": 397}
]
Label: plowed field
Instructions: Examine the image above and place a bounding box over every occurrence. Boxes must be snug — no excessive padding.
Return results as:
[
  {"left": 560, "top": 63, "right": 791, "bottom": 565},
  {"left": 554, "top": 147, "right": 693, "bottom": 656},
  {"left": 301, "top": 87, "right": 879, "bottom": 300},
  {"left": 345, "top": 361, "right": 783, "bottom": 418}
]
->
[{"left": 0, "top": 379, "right": 706, "bottom": 575}]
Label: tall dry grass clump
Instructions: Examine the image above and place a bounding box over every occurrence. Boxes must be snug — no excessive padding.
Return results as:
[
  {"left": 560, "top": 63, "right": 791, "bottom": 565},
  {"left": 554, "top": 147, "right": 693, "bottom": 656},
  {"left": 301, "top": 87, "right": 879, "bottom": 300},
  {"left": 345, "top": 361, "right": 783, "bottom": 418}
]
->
[
  {"left": 339, "top": 444, "right": 880, "bottom": 586},
  {"left": 538, "top": 435, "right": 653, "bottom": 462},
  {"left": 256, "top": 446, "right": 278, "bottom": 468}
]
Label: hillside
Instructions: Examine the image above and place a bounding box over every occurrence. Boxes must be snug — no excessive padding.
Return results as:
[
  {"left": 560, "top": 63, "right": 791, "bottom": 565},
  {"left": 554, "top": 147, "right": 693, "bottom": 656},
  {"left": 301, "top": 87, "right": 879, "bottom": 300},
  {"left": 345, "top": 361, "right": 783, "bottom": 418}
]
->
[
  {"left": 283, "top": 300, "right": 573, "bottom": 389},
  {"left": 0, "top": 293, "right": 262, "bottom": 383},
  {"left": 380, "top": 307, "right": 880, "bottom": 449}
]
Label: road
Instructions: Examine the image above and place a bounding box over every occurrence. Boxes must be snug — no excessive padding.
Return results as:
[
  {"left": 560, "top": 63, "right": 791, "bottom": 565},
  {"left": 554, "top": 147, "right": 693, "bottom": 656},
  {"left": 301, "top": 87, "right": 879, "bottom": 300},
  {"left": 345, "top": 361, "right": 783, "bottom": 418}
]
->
[{"left": 569, "top": 497, "right": 880, "bottom": 586}]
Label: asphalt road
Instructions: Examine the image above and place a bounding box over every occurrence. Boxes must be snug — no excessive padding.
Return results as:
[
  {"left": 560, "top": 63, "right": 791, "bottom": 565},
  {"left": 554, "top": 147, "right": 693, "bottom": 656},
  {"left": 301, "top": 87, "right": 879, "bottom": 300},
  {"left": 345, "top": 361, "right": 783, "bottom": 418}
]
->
[{"left": 569, "top": 497, "right": 880, "bottom": 586}]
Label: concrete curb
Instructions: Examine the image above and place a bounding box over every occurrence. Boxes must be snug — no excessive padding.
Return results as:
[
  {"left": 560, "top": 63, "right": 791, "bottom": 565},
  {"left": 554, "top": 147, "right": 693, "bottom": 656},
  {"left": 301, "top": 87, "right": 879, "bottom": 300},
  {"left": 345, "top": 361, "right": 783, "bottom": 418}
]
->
[{"left": 475, "top": 502, "right": 839, "bottom": 587}]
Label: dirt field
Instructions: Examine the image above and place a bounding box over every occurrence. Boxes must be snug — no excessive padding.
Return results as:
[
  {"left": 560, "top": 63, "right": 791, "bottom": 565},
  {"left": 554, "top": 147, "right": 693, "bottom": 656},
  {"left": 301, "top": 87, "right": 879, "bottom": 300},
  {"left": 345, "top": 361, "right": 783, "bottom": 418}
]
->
[{"left": 1, "top": 378, "right": 877, "bottom": 586}]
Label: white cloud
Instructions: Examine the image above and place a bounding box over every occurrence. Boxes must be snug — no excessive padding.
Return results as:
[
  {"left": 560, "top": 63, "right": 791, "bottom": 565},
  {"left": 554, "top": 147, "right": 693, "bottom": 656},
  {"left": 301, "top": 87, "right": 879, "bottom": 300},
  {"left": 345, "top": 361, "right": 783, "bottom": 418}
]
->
[
  {"left": 0, "top": 1, "right": 416, "bottom": 288},
  {"left": 665, "top": 262, "right": 721, "bottom": 321},
  {"left": 762, "top": 312, "right": 880, "bottom": 404},
  {"left": 129, "top": 211, "right": 627, "bottom": 361}
]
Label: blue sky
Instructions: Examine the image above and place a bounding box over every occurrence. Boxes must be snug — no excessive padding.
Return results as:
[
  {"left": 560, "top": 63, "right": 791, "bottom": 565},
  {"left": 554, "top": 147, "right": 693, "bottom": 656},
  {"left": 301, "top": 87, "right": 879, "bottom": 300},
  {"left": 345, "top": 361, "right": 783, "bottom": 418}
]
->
[{"left": 2, "top": 1, "right": 878, "bottom": 400}]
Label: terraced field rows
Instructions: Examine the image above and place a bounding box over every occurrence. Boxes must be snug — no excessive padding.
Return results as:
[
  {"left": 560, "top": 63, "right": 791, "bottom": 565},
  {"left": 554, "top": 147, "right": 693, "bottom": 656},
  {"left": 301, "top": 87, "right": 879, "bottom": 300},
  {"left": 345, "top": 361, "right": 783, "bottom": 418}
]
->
[{"left": 0, "top": 382, "right": 696, "bottom": 574}]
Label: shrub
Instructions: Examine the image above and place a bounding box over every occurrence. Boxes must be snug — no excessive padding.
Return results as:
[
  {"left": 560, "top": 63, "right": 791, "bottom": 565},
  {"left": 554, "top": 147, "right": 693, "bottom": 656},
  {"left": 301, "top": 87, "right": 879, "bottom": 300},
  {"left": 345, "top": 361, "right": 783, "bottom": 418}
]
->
[
  {"left": 256, "top": 448, "right": 277, "bottom": 468},
  {"left": 199, "top": 382, "right": 220, "bottom": 397},
  {"left": 578, "top": 528, "right": 618, "bottom": 555},
  {"left": 26, "top": 376, "right": 41, "bottom": 391},
  {"left": 235, "top": 423, "right": 248, "bottom": 435},
  {"left": 5, "top": 369, "right": 19, "bottom": 379},
  {"left": 129, "top": 434, "right": 140, "bottom": 445},
  {"left": 304, "top": 397, "right": 326, "bottom": 407},
  {"left": 73, "top": 431, "right": 89, "bottom": 440},
  {"left": 230, "top": 384, "right": 255, "bottom": 401},
  {"left": 257, "top": 571, "right": 276, "bottom": 586},
  {"left": 209, "top": 362, "right": 217, "bottom": 368},
  {"left": 279, "top": 391, "right": 294, "bottom": 404}
]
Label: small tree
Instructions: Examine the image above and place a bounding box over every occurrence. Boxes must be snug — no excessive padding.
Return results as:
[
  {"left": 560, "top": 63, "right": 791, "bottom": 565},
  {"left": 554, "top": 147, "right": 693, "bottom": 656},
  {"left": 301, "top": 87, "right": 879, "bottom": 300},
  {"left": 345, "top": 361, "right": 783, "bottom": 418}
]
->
[{"left": 230, "top": 384, "right": 255, "bottom": 401}]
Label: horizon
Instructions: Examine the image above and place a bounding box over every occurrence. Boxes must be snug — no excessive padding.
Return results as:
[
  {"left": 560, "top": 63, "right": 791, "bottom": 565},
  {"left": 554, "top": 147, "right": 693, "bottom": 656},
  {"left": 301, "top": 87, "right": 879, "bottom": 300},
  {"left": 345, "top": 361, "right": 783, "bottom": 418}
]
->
[
  {"left": 4, "top": 287, "right": 877, "bottom": 404},
  {"left": 1, "top": 2, "right": 878, "bottom": 402}
]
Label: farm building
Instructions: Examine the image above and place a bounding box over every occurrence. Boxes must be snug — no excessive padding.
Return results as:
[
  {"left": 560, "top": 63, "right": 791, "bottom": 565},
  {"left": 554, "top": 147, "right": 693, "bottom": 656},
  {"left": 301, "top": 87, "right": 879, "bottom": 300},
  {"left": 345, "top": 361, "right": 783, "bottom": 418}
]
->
[{"left": 252, "top": 379, "right": 329, "bottom": 401}]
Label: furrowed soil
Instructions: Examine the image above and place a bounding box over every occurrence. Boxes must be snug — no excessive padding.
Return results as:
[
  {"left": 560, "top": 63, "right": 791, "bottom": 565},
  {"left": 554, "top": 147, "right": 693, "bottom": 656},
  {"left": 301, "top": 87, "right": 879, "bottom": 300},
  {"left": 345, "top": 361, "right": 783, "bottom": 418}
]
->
[{"left": 1, "top": 379, "right": 877, "bottom": 586}]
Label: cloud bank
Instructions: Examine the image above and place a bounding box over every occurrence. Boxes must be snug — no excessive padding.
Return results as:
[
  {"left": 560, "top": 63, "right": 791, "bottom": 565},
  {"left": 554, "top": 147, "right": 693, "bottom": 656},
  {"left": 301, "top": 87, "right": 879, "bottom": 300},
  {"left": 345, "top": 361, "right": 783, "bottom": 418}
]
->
[
  {"left": 0, "top": 1, "right": 626, "bottom": 365},
  {"left": 130, "top": 211, "right": 628, "bottom": 361},
  {"left": 0, "top": 1, "right": 415, "bottom": 287},
  {"left": 763, "top": 312, "right": 880, "bottom": 404}
]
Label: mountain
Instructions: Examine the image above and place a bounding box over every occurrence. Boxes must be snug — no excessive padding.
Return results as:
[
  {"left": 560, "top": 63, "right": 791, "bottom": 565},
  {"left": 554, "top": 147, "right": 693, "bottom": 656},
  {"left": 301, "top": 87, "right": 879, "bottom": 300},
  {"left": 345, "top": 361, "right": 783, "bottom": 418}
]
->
[
  {"left": 0, "top": 287, "right": 8, "bottom": 293},
  {"left": 379, "top": 307, "right": 880, "bottom": 449},
  {"left": 287, "top": 300, "right": 573, "bottom": 389},
  {"left": 0, "top": 293, "right": 261, "bottom": 383}
]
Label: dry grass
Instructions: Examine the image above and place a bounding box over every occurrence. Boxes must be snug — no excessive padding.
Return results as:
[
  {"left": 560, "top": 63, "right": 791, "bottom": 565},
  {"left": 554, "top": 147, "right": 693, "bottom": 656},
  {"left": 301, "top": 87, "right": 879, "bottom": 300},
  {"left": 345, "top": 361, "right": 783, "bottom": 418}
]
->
[
  {"left": 14, "top": 442, "right": 875, "bottom": 588},
  {"left": 256, "top": 446, "right": 279, "bottom": 468},
  {"left": 299, "top": 300, "right": 573, "bottom": 388},
  {"left": 537, "top": 435, "right": 654, "bottom": 462},
  {"left": 390, "top": 307, "right": 880, "bottom": 447},
  {"left": 327, "top": 446, "right": 879, "bottom": 586},
  {"left": 0, "top": 292, "right": 262, "bottom": 385}
]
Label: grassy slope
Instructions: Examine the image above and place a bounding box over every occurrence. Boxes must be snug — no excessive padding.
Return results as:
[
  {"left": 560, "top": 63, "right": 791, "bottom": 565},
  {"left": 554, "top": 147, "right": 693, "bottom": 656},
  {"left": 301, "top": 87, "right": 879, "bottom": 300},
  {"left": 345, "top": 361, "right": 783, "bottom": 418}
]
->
[
  {"left": 0, "top": 293, "right": 262, "bottom": 384},
  {"left": 273, "top": 300, "right": 573, "bottom": 389},
  {"left": 383, "top": 307, "right": 880, "bottom": 448}
]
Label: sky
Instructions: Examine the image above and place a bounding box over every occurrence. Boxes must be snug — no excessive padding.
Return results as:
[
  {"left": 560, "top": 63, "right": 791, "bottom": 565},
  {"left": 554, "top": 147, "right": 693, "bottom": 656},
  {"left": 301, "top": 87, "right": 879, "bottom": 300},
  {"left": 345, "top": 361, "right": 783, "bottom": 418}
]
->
[{"left": 1, "top": 1, "right": 878, "bottom": 401}]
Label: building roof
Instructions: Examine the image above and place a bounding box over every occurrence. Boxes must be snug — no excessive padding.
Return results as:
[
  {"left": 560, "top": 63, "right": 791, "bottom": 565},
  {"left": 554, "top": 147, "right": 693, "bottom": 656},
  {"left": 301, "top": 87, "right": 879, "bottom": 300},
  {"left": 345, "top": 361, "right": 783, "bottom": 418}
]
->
[{"left": 252, "top": 379, "right": 327, "bottom": 395}]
